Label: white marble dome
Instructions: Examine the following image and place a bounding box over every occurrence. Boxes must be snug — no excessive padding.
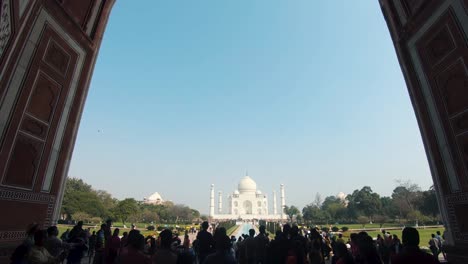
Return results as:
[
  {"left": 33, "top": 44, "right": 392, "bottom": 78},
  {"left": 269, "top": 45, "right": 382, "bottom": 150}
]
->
[
  {"left": 337, "top": 192, "right": 347, "bottom": 200},
  {"left": 238, "top": 176, "right": 257, "bottom": 193}
]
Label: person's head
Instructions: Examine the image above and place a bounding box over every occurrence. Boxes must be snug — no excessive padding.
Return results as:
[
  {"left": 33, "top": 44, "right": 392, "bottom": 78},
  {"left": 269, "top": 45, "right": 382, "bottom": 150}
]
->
[
  {"left": 402, "top": 227, "right": 419, "bottom": 247},
  {"left": 34, "top": 230, "right": 47, "bottom": 246},
  {"left": 436, "top": 231, "right": 441, "bottom": 235},
  {"left": 283, "top": 224, "right": 291, "bottom": 236},
  {"left": 77, "top": 221, "right": 83, "bottom": 228},
  {"left": 159, "top": 229, "right": 173, "bottom": 249},
  {"left": 393, "top": 234, "right": 398, "bottom": 240},
  {"left": 259, "top": 225, "right": 266, "bottom": 234},
  {"left": 381, "top": 229, "right": 386, "bottom": 234},
  {"left": 291, "top": 225, "right": 299, "bottom": 236},
  {"left": 377, "top": 234, "right": 381, "bottom": 239},
  {"left": 238, "top": 236, "right": 243, "bottom": 242},
  {"left": 122, "top": 231, "right": 128, "bottom": 237},
  {"left": 215, "top": 234, "right": 231, "bottom": 251},
  {"left": 275, "top": 230, "right": 282, "bottom": 240},
  {"left": 106, "top": 219, "right": 112, "bottom": 226},
  {"left": 431, "top": 234, "right": 435, "bottom": 238},
  {"left": 113, "top": 228, "right": 119, "bottom": 236},
  {"left": 47, "top": 226, "right": 58, "bottom": 237},
  {"left": 334, "top": 242, "right": 348, "bottom": 258},
  {"left": 214, "top": 227, "right": 227, "bottom": 238},
  {"left": 350, "top": 233, "right": 358, "bottom": 243},
  {"left": 338, "top": 233, "right": 343, "bottom": 238},
  {"left": 100, "top": 224, "right": 106, "bottom": 230},
  {"left": 128, "top": 233, "right": 145, "bottom": 250},
  {"left": 201, "top": 221, "right": 209, "bottom": 230},
  {"left": 26, "top": 223, "right": 39, "bottom": 236},
  {"left": 249, "top": 229, "right": 255, "bottom": 237}
]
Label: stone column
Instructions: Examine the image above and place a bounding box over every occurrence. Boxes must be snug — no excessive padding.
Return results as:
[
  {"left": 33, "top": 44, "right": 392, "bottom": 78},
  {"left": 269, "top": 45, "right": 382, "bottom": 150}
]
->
[
  {"left": 218, "top": 191, "right": 222, "bottom": 214},
  {"left": 273, "top": 190, "right": 277, "bottom": 215},
  {"left": 280, "top": 184, "right": 285, "bottom": 219},
  {"left": 210, "top": 184, "right": 215, "bottom": 218}
]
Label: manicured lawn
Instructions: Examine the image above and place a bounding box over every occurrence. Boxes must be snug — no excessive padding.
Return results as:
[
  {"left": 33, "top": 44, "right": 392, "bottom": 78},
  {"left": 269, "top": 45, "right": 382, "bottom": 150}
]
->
[{"left": 341, "top": 227, "right": 444, "bottom": 250}]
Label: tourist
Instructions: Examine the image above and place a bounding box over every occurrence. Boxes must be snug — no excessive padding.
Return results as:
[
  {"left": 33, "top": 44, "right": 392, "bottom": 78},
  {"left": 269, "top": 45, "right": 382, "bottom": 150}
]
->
[
  {"left": 44, "top": 226, "right": 71, "bottom": 258},
  {"left": 289, "top": 225, "right": 307, "bottom": 264},
  {"left": 183, "top": 234, "right": 190, "bottom": 249},
  {"left": 336, "top": 233, "right": 345, "bottom": 244},
  {"left": 196, "top": 221, "right": 214, "bottom": 263},
  {"left": 428, "top": 233, "right": 439, "bottom": 261},
  {"left": 27, "top": 229, "right": 63, "bottom": 264},
  {"left": 119, "top": 232, "right": 150, "bottom": 264},
  {"left": 391, "top": 227, "right": 438, "bottom": 264},
  {"left": 121, "top": 231, "right": 129, "bottom": 247},
  {"left": 355, "top": 232, "right": 382, "bottom": 264},
  {"left": 106, "top": 228, "right": 121, "bottom": 264},
  {"left": 153, "top": 229, "right": 178, "bottom": 264},
  {"left": 10, "top": 223, "right": 40, "bottom": 264},
  {"left": 68, "top": 221, "right": 84, "bottom": 241},
  {"left": 88, "top": 231, "right": 97, "bottom": 264},
  {"left": 334, "top": 242, "right": 355, "bottom": 264},
  {"left": 244, "top": 228, "right": 256, "bottom": 264},
  {"left": 144, "top": 236, "right": 157, "bottom": 256},
  {"left": 391, "top": 234, "right": 401, "bottom": 256},
  {"left": 254, "top": 225, "right": 269, "bottom": 263},
  {"left": 307, "top": 228, "right": 323, "bottom": 264},
  {"left": 66, "top": 230, "right": 88, "bottom": 264},
  {"left": 203, "top": 234, "right": 236, "bottom": 264},
  {"left": 93, "top": 224, "right": 106, "bottom": 264},
  {"left": 60, "top": 228, "right": 70, "bottom": 241},
  {"left": 435, "top": 231, "right": 446, "bottom": 260}
]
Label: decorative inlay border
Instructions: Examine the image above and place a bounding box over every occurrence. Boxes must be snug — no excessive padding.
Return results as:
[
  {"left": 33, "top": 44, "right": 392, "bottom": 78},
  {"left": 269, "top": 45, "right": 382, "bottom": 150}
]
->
[
  {"left": 0, "top": 0, "right": 12, "bottom": 60},
  {"left": 0, "top": 187, "right": 51, "bottom": 203},
  {"left": 0, "top": 230, "right": 26, "bottom": 241},
  {"left": 446, "top": 193, "right": 468, "bottom": 241}
]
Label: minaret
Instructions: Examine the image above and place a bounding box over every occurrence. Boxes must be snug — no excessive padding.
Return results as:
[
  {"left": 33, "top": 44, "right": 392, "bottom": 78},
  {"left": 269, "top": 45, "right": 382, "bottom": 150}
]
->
[
  {"left": 210, "top": 184, "right": 215, "bottom": 217},
  {"left": 280, "top": 184, "right": 285, "bottom": 219},
  {"left": 273, "top": 190, "right": 277, "bottom": 215},
  {"left": 218, "top": 191, "right": 222, "bottom": 214}
]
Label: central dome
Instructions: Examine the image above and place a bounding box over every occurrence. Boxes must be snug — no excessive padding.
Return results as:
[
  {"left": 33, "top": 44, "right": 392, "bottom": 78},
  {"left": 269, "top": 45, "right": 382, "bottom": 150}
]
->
[{"left": 238, "top": 176, "right": 257, "bottom": 193}]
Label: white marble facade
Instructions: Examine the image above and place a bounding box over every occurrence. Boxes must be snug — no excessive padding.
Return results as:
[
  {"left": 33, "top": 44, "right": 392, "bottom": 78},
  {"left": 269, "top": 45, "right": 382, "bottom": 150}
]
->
[{"left": 210, "top": 175, "right": 287, "bottom": 220}]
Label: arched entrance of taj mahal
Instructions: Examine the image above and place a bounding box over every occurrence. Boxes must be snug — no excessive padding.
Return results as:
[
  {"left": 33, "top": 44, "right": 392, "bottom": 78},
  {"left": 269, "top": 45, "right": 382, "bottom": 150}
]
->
[{"left": 0, "top": 0, "right": 468, "bottom": 262}]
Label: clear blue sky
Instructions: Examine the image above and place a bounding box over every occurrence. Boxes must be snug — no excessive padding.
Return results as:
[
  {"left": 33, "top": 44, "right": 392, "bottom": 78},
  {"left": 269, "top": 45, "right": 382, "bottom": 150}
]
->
[{"left": 69, "top": 1, "right": 433, "bottom": 214}]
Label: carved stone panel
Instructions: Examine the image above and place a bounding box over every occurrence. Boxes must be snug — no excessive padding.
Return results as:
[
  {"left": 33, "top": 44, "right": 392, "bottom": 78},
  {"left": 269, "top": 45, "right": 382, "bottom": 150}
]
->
[
  {"left": 2, "top": 134, "right": 43, "bottom": 188},
  {"left": 43, "top": 40, "right": 70, "bottom": 76},
  {"left": 436, "top": 59, "right": 468, "bottom": 116},
  {"left": 26, "top": 72, "right": 62, "bottom": 123},
  {"left": 417, "top": 9, "right": 468, "bottom": 191}
]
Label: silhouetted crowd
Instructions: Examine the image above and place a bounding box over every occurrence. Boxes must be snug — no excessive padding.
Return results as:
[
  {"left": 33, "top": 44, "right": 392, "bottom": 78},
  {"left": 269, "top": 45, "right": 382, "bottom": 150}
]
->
[{"left": 11, "top": 220, "right": 444, "bottom": 264}]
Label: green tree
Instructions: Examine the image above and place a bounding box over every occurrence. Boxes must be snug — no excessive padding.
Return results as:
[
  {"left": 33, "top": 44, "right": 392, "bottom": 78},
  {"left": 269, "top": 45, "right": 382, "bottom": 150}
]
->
[
  {"left": 392, "top": 181, "right": 421, "bottom": 219},
  {"left": 373, "top": 214, "right": 388, "bottom": 228},
  {"left": 113, "top": 198, "right": 139, "bottom": 224},
  {"left": 419, "top": 186, "right": 440, "bottom": 217},
  {"left": 61, "top": 178, "right": 106, "bottom": 219},
  {"left": 347, "top": 186, "right": 381, "bottom": 222},
  {"left": 284, "top": 205, "right": 300, "bottom": 222},
  {"left": 357, "top": 216, "right": 368, "bottom": 228},
  {"left": 302, "top": 204, "right": 329, "bottom": 224},
  {"left": 72, "top": 212, "right": 91, "bottom": 222}
]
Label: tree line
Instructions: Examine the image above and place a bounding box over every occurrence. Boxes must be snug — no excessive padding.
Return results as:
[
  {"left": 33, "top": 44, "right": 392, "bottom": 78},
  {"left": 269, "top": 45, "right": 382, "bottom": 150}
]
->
[
  {"left": 60, "top": 178, "right": 202, "bottom": 225},
  {"left": 284, "top": 181, "right": 440, "bottom": 227}
]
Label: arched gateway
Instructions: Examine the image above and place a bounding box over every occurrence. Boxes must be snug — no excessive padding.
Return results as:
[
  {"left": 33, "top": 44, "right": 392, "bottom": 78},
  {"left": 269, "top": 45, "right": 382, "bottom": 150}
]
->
[{"left": 0, "top": 0, "right": 467, "bottom": 262}]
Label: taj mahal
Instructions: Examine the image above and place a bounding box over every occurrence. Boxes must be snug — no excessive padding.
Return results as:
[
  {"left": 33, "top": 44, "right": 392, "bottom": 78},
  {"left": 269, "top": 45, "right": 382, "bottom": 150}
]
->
[{"left": 209, "top": 175, "right": 287, "bottom": 220}]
